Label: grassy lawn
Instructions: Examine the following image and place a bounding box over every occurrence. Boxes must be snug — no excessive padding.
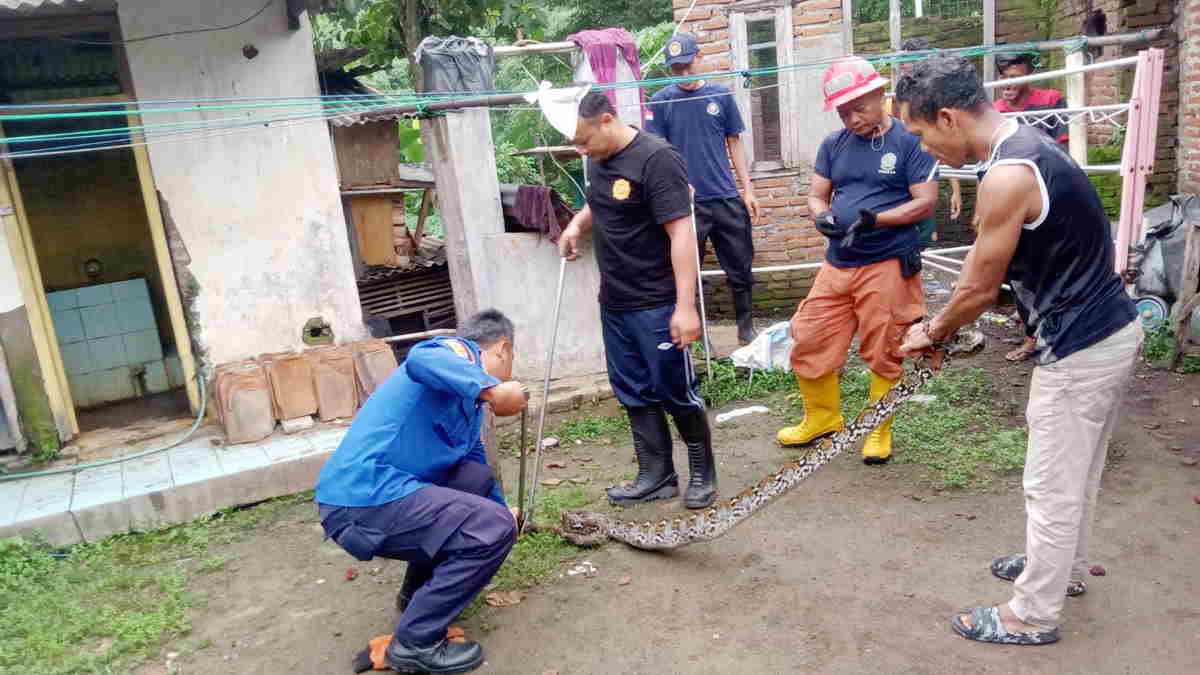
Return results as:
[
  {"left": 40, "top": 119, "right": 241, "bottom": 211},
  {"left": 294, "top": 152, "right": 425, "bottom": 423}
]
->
[{"left": 0, "top": 493, "right": 310, "bottom": 675}]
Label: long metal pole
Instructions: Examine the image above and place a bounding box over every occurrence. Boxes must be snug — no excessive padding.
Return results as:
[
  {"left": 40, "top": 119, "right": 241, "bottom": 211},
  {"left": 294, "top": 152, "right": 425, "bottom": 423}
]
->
[
  {"left": 521, "top": 256, "right": 567, "bottom": 534},
  {"left": 688, "top": 195, "right": 713, "bottom": 378},
  {"left": 517, "top": 407, "right": 528, "bottom": 531}
]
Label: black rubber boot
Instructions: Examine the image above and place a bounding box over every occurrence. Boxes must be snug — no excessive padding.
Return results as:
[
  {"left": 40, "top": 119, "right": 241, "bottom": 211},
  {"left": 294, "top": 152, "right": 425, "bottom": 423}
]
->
[
  {"left": 672, "top": 408, "right": 718, "bottom": 509},
  {"left": 606, "top": 406, "right": 679, "bottom": 505},
  {"left": 733, "top": 288, "right": 756, "bottom": 345},
  {"left": 385, "top": 638, "right": 484, "bottom": 674},
  {"left": 394, "top": 562, "right": 433, "bottom": 613}
]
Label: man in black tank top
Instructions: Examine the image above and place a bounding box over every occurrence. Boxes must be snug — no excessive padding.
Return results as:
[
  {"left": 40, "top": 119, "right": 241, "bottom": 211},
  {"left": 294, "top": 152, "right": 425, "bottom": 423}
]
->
[{"left": 894, "top": 57, "right": 1141, "bottom": 646}]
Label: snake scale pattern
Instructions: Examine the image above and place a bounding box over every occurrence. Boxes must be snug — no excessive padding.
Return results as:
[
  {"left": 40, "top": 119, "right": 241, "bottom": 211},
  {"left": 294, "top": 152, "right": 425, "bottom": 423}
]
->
[{"left": 559, "top": 354, "right": 944, "bottom": 550}]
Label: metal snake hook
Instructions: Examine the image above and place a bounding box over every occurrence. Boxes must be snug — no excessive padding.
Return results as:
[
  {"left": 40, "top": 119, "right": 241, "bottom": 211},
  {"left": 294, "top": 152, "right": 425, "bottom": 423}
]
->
[{"left": 522, "top": 255, "right": 567, "bottom": 534}]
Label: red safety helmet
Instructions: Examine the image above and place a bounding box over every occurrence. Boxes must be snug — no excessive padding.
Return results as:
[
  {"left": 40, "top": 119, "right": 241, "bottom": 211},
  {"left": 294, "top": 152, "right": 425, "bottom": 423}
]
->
[{"left": 821, "top": 56, "right": 888, "bottom": 112}]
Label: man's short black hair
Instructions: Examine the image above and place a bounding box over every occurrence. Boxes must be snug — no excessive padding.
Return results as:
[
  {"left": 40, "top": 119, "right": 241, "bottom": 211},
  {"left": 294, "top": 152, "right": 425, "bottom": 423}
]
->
[
  {"left": 995, "top": 50, "right": 1037, "bottom": 73},
  {"left": 458, "top": 309, "right": 514, "bottom": 348},
  {"left": 578, "top": 90, "right": 616, "bottom": 119},
  {"left": 901, "top": 37, "right": 931, "bottom": 52},
  {"left": 895, "top": 55, "right": 991, "bottom": 123}
]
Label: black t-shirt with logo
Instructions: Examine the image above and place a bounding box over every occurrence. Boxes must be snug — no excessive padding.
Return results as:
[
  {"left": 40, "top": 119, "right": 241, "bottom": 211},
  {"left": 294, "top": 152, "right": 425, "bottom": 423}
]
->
[{"left": 586, "top": 131, "right": 693, "bottom": 311}]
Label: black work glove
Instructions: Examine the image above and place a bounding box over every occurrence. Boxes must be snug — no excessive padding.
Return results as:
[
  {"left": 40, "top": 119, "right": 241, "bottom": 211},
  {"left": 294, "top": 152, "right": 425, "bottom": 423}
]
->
[
  {"left": 841, "top": 209, "right": 878, "bottom": 249},
  {"left": 814, "top": 210, "right": 847, "bottom": 239}
]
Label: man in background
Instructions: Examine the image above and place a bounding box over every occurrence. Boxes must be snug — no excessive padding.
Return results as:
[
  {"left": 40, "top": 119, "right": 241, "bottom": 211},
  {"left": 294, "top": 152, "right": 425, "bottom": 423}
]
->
[{"left": 647, "top": 32, "right": 761, "bottom": 345}]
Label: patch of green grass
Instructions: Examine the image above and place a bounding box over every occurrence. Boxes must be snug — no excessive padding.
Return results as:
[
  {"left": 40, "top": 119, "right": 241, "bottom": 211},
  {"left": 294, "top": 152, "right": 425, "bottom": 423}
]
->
[
  {"left": 0, "top": 491, "right": 312, "bottom": 674},
  {"left": 457, "top": 488, "right": 594, "bottom": 621},
  {"left": 1142, "top": 325, "right": 1175, "bottom": 362},
  {"left": 1182, "top": 355, "right": 1200, "bottom": 374},
  {"left": 0, "top": 535, "right": 191, "bottom": 674},
  {"left": 698, "top": 357, "right": 795, "bottom": 409},
  {"left": 551, "top": 415, "right": 630, "bottom": 444},
  {"left": 790, "top": 366, "right": 1028, "bottom": 490}
]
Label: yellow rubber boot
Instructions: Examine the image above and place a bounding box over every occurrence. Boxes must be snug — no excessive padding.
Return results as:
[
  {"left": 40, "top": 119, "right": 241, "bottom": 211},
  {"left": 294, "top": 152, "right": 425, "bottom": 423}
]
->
[
  {"left": 776, "top": 372, "right": 845, "bottom": 446},
  {"left": 862, "top": 372, "right": 900, "bottom": 465}
]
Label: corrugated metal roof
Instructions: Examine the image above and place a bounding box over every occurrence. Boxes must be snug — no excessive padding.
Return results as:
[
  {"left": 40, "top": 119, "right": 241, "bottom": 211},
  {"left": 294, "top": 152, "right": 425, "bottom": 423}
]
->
[{"left": 321, "top": 71, "right": 416, "bottom": 127}]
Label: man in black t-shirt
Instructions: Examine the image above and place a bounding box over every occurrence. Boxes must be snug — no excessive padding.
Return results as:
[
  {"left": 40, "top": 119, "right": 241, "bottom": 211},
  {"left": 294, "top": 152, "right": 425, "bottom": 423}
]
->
[
  {"left": 896, "top": 56, "right": 1139, "bottom": 647},
  {"left": 558, "top": 91, "right": 717, "bottom": 510}
]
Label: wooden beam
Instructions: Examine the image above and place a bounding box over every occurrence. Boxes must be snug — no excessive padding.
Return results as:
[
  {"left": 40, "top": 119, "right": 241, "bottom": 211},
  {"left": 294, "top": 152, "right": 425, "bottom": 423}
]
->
[
  {"left": 414, "top": 188, "right": 432, "bottom": 249},
  {"left": 0, "top": 135, "right": 78, "bottom": 438},
  {"left": 729, "top": 12, "right": 755, "bottom": 167}
]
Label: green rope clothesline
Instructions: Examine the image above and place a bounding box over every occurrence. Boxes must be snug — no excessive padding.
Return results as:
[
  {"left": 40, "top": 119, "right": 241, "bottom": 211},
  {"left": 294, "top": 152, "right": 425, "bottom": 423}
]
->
[{"left": 0, "top": 41, "right": 1048, "bottom": 129}]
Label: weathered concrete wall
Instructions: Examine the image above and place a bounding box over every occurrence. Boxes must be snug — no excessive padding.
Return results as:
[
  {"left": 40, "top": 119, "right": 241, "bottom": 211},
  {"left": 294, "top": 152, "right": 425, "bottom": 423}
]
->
[
  {"left": 0, "top": 227, "right": 59, "bottom": 454},
  {"left": 481, "top": 233, "right": 606, "bottom": 381},
  {"left": 116, "top": 0, "right": 365, "bottom": 368}
]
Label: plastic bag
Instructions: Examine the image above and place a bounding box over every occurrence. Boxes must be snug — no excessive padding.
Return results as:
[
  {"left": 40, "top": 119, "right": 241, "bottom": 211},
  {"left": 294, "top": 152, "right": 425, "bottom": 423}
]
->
[
  {"left": 730, "top": 321, "right": 794, "bottom": 372},
  {"left": 416, "top": 36, "right": 495, "bottom": 93},
  {"left": 1133, "top": 194, "right": 1200, "bottom": 303}
]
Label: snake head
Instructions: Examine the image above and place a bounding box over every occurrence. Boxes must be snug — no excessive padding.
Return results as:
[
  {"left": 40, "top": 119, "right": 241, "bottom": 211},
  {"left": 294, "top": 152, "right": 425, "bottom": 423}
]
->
[{"left": 559, "top": 510, "right": 611, "bottom": 547}]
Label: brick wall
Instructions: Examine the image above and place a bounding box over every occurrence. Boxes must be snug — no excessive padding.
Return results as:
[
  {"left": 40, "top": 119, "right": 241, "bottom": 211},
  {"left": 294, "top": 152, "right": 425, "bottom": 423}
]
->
[
  {"left": 673, "top": 0, "right": 847, "bottom": 316},
  {"left": 1179, "top": 0, "right": 1200, "bottom": 194},
  {"left": 997, "top": 0, "right": 1179, "bottom": 205}
]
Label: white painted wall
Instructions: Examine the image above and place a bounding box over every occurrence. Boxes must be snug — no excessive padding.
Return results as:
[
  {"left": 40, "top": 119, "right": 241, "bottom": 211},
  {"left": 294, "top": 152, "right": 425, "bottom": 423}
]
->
[
  {"left": 0, "top": 226, "right": 23, "bottom": 314},
  {"left": 482, "top": 233, "right": 606, "bottom": 380},
  {"left": 117, "top": 0, "right": 365, "bottom": 366}
]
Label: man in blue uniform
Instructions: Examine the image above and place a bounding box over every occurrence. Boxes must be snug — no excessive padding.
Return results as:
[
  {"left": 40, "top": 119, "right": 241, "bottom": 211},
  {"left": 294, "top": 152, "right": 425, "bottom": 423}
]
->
[
  {"left": 896, "top": 56, "right": 1140, "bottom": 645},
  {"left": 646, "top": 32, "right": 760, "bottom": 345},
  {"left": 559, "top": 90, "right": 718, "bottom": 510},
  {"left": 315, "top": 309, "right": 527, "bottom": 673}
]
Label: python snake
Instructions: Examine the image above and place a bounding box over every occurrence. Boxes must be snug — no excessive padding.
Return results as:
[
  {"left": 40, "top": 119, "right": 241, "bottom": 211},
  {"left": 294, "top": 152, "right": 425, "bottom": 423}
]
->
[{"left": 558, "top": 353, "right": 946, "bottom": 550}]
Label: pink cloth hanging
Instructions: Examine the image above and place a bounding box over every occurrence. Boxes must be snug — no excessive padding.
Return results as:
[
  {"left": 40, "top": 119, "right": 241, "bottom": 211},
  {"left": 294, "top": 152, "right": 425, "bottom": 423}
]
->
[{"left": 566, "top": 28, "right": 646, "bottom": 120}]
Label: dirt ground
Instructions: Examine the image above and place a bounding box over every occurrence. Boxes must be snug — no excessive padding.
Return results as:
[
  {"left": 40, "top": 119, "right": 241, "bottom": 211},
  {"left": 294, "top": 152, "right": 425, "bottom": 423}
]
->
[{"left": 152, "top": 303, "right": 1200, "bottom": 675}]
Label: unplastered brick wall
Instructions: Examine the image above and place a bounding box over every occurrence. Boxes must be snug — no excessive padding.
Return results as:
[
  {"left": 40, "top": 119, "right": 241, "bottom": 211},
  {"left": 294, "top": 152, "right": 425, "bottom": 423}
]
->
[
  {"left": 673, "top": 0, "right": 846, "bottom": 316},
  {"left": 1179, "top": 0, "right": 1200, "bottom": 194},
  {"left": 997, "top": 0, "right": 1179, "bottom": 205}
]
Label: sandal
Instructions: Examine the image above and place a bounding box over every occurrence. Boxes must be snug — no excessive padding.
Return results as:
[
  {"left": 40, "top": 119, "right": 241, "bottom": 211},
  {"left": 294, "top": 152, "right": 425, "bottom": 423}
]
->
[
  {"left": 951, "top": 605, "right": 1061, "bottom": 645},
  {"left": 991, "top": 554, "right": 1087, "bottom": 597}
]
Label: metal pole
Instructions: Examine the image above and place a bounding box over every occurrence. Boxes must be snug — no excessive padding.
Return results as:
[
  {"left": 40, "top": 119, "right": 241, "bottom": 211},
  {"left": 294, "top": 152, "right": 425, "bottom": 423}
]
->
[
  {"left": 983, "top": 56, "right": 1139, "bottom": 90},
  {"left": 521, "top": 256, "right": 567, "bottom": 534},
  {"left": 688, "top": 194, "right": 713, "bottom": 378},
  {"left": 517, "top": 407, "right": 528, "bottom": 531}
]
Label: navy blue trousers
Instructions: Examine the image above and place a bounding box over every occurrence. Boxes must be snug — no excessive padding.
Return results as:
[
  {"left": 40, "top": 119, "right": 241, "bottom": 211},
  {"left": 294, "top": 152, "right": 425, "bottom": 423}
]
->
[
  {"left": 319, "top": 484, "right": 515, "bottom": 646},
  {"left": 695, "top": 196, "right": 755, "bottom": 293},
  {"left": 601, "top": 303, "right": 705, "bottom": 414}
]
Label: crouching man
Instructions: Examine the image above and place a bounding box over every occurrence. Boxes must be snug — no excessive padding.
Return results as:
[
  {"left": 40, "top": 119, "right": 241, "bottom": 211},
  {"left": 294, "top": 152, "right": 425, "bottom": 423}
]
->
[{"left": 315, "top": 309, "right": 527, "bottom": 673}]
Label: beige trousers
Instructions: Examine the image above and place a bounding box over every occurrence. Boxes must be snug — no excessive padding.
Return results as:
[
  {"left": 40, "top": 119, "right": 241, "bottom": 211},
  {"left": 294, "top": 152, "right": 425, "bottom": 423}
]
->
[{"left": 1008, "top": 320, "right": 1142, "bottom": 630}]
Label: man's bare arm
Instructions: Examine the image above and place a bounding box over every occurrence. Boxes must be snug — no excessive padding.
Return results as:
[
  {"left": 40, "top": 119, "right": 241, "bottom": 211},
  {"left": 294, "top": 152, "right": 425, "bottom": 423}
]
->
[
  {"left": 874, "top": 181, "right": 938, "bottom": 227},
  {"left": 808, "top": 174, "right": 833, "bottom": 217},
  {"left": 925, "top": 165, "right": 1037, "bottom": 342},
  {"left": 726, "top": 135, "right": 759, "bottom": 220}
]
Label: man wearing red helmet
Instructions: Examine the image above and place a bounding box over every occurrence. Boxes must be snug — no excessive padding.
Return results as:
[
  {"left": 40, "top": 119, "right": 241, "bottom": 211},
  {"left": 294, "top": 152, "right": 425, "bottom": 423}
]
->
[{"left": 776, "top": 56, "right": 937, "bottom": 465}]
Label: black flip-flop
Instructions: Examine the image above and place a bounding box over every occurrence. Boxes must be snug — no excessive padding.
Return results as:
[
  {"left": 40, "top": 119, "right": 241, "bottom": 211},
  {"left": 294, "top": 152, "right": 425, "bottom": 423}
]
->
[
  {"left": 951, "top": 605, "right": 1060, "bottom": 645},
  {"left": 990, "top": 554, "right": 1086, "bottom": 597}
]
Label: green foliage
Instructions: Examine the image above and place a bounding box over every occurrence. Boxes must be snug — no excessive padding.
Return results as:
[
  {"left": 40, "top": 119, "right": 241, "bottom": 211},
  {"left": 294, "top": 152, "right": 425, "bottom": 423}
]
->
[
  {"left": 1142, "top": 324, "right": 1175, "bottom": 363},
  {"left": 0, "top": 491, "right": 312, "bottom": 674},
  {"left": 551, "top": 414, "right": 631, "bottom": 444},
  {"left": 1088, "top": 144, "right": 1123, "bottom": 220},
  {"left": 322, "top": 0, "right": 548, "bottom": 71},
  {"left": 698, "top": 358, "right": 796, "bottom": 410},
  {"left": 853, "top": 0, "right": 982, "bottom": 23}
]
